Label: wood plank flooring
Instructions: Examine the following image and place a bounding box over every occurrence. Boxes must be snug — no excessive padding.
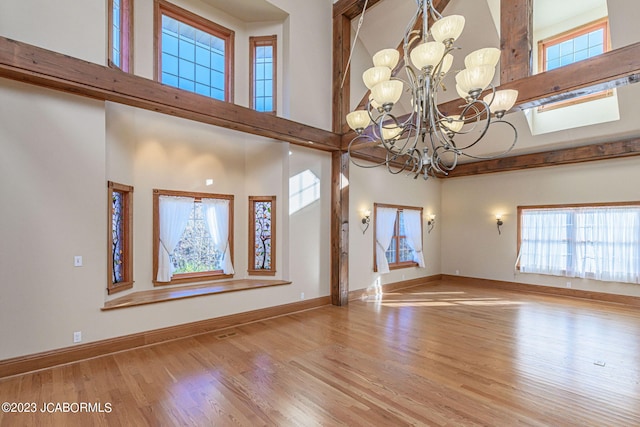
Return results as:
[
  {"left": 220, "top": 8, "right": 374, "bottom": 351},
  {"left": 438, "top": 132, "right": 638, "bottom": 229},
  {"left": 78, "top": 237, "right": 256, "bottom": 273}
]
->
[{"left": 1, "top": 280, "right": 640, "bottom": 426}]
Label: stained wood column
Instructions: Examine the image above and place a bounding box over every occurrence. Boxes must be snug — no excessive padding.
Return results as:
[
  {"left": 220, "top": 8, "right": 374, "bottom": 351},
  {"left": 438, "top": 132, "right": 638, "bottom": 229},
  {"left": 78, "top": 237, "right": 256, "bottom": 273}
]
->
[
  {"left": 331, "top": 151, "right": 350, "bottom": 306},
  {"left": 500, "top": 0, "right": 533, "bottom": 83}
]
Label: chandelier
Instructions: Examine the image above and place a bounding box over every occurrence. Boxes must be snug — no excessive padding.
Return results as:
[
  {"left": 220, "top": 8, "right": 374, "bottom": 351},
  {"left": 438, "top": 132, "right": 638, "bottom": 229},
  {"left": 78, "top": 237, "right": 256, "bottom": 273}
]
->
[{"left": 345, "top": 0, "right": 519, "bottom": 179}]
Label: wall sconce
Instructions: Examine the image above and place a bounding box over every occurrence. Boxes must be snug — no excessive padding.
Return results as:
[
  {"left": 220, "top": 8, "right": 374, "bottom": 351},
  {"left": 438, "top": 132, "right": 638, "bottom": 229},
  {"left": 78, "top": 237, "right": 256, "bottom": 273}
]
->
[
  {"left": 361, "top": 209, "right": 371, "bottom": 234},
  {"left": 427, "top": 214, "right": 436, "bottom": 233},
  {"left": 496, "top": 214, "right": 504, "bottom": 235}
]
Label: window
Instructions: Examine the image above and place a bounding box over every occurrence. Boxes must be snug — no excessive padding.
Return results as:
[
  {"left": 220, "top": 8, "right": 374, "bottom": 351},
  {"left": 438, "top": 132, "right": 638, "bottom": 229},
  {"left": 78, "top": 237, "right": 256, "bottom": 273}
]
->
[
  {"left": 248, "top": 196, "right": 276, "bottom": 276},
  {"left": 155, "top": 0, "right": 234, "bottom": 102},
  {"left": 518, "top": 203, "right": 640, "bottom": 284},
  {"left": 374, "top": 203, "right": 425, "bottom": 273},
  {"left": 538, "top": 18, "right": 610, "bottom": 111},
  {"left": 250, "top": 35, "right": 276, "bottom": 113},
  {"left": 108, "top": 0, "right": 133, "bottom": 72},
  {"left": 153, "top": 189, "right": 234, "bottom": 285},
  {"left": 108, "top": 181, "right": 134, "bottom": 294}
]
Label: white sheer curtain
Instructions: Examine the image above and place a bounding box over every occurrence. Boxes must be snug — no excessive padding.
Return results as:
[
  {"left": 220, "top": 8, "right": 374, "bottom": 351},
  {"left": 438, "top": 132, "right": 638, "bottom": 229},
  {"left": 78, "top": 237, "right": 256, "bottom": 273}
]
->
[
  {"left": 157, "top": 196, "right": 194, "bottom": 282},
  {"left": 520, "top": 207, "right": 640, "bottom": 284},
  {"left": 519, "top": 209, "right": 571, "bottom": 276},
  {"left": 403, "top": 209, "right": 425, "bottom": 268},
  {"left": 574, "top": 208, "right": 640, "bottom": 283},
  {"left": 202, "top": 198, "right": 235, "bottom": 274},
  {"left": 375, "top": 207, "right": 398, "bottom": 274}
]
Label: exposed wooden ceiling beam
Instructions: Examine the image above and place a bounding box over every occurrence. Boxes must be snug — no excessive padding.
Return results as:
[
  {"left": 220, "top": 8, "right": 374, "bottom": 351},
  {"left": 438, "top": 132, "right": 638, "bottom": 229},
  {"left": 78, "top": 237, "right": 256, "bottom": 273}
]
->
[
  {"left": 333, "top": 0, "right": 384, "bottom": 20},
  {"left": 443, "top": 137, "right": 640, "bottom": 178},
  {"left": 0, "top": 36, "right": 341, "bottom": 151},
  {"left": 500, "top": 0, "right": 533, "bottom": 83},
  {"left": 343, "top": 41, "right": 640, "bottom": 149}
]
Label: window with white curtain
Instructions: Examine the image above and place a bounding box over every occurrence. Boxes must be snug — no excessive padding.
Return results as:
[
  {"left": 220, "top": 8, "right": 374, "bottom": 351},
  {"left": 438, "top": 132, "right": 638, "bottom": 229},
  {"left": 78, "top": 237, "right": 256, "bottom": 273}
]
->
[
  {"left": 518, "top": 204, "right": 640, "bottom": 284},
  {"left": 153, "top": 189, "right": 234, "bottom": 284},
  {"left": 374, "top": 203, "right": 424, "bottom": 273}
]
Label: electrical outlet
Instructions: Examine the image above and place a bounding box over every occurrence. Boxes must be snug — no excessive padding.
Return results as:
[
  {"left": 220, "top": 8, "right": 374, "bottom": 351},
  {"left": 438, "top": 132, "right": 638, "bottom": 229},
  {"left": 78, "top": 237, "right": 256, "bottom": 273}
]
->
[
  {"left": 74, "top": 256, "right": 83, "bottom": 267},
  {"left": 455, "top": 270, "right": 460, "bottom": 275},
  {"left": 566, "top": 281, "right": 572, "bottom": 288},
  {"left": 300, "top": 292, "right": 305, "bottom": 300},
  {"left": 73, "top": 331, "right": 82, "bottom": 343}
]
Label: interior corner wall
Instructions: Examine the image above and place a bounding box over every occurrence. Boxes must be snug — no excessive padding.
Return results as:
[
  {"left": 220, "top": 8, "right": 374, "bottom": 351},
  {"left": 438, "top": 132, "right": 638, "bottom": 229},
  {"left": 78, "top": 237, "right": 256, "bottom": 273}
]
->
[
  {"left": 349, "top": 164, "right": 442, "bottom": 294},
  {"left": 440, "top": 157, "right": 640, "bottom": 298}
]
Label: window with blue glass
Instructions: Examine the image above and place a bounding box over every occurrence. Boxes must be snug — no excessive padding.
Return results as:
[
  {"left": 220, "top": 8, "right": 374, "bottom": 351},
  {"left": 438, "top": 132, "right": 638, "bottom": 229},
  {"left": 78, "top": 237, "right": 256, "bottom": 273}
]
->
[
  {"left": 250, "top": 36, "right": 277, "bottom": 113},
  {"left": 109, "top": 0, "right": 132, "bottom": 72},
  {"left": 156, "top": 1, "right": 234, "bottom": 102},
  {"left": 542, "top": 18, "right": 608, "bottom": 71},
  {"left": 538, "top": 17, "right": 609, "bottom": 110}
]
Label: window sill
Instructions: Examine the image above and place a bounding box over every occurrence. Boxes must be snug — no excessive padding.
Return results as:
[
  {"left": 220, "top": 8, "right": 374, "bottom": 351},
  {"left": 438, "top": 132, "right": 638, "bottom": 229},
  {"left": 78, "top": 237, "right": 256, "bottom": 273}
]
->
[{"left": 102, "top": 279, "right": 291, "bottom": 311}]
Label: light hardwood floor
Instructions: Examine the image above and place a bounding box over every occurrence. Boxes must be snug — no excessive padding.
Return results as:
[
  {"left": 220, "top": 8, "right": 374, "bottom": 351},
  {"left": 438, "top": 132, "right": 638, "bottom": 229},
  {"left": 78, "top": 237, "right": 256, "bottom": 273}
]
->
[{"left": 1, "top": 280, "right": 640, "bottom": 426}]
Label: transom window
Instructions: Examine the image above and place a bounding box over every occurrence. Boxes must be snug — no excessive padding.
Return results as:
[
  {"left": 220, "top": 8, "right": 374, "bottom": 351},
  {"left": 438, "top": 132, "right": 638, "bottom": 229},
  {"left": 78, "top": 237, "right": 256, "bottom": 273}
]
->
[
  {"left": 374, "top": 204, "right": 425, "bottom": 273},
  {"left": 153, "top": 189, "right": 234, "bottom": 285},
  {"left": 518, "top": 203, "right": 640, "bottom": 284},
  {"left": 155, "top": 0, "right": 234, "bottom": 102},
  {"left": 250, "top": 35, "right": 277, "bottom": 113}
]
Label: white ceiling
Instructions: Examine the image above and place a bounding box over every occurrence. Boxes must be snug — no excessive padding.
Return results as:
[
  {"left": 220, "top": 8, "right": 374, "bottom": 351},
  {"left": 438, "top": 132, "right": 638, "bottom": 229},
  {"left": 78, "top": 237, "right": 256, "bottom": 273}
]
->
[{"left": 200, "top": 0, "right": 287, "bottom": 22}]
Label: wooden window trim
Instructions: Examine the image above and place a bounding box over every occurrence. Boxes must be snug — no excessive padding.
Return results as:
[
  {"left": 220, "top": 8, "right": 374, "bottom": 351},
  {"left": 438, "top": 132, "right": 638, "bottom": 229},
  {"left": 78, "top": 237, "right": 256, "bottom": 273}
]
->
[
  {"left": 516, "top": 201, "right": 640, "bottom": 270},
  {"left": 152, "top": 189, "right": 234, "bottom": 286},
  {"left": 108, "top": 0, "right": 134, "bottom": 72},
  {"left": 248, "top": 196, "right": 277, "bottom": 276},
  {"left": 107, "top": 181, "right": 134, "bottom": 294},
  {"left": 154, "top": 0, "right": 235, "bottom": 103},
  {"left": 537, "top": 17, "right": 610, "bottom": 112},
  {"left": 373, "top": 203, "right": 422, "bottom": 272},
  {"left": 249, "top": 35, "right": 277, "bottom": 113}
]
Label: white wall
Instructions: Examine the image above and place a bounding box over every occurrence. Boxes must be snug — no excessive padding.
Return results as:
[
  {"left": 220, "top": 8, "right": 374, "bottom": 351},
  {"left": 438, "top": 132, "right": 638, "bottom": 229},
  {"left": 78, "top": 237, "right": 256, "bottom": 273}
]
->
[
  {"left": 441, "top": 157, "right": 640, "bottom": 298},
  {"left": 0, "top": 0, "right": 335, "bottom": 360},
  {"left": 349, "top": 164, "right": 442, "bottom": 293}
]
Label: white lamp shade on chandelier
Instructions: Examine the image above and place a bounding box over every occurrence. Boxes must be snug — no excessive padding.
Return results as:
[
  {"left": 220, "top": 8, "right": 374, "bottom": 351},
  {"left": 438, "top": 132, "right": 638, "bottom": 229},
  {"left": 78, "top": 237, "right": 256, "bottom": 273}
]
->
[
  {"left": 430, "top": 14, "right": 465, "bottom": 43},
  {"left": 464, "top": 47, "right": 501, "bottom": 68},
  {"left": 371, "top": 80, "right": 404, "bottom": 106},
  {"left": 373, "top": 48, "right": 400, "bottom": 69},
  {"left": 346, "top": 110, "right": 371, "bottom": 131},
  {"left": 483, "top": 89, "right": 519, "bottom": 113},
  {"left": 363, "top": 66, "right": 392, "bottom": 89},
  {"left": 455, "top": 65, "right": 495, "bottom": 93},
  {"left": 410, "top": 41, "right": 446, "bottom": 70},
  {"left": 345, "top": 0, "right": 519, "bottom": 180}
]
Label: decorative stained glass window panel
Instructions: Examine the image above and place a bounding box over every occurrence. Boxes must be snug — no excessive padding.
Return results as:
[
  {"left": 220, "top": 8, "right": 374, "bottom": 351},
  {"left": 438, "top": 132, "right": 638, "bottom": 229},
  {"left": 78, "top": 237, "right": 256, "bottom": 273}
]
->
[
  {"left": 249, "top": 196, "right": 276, "bottom": 275},
  {"left": 253, "top": 201, "right": 272, "bottom": 270},
  {"left": 107, "top": 181, "right": 133, "bottom": 294},
  {"left": 111, "top": 190, "right": 124, "bottom": 283}
]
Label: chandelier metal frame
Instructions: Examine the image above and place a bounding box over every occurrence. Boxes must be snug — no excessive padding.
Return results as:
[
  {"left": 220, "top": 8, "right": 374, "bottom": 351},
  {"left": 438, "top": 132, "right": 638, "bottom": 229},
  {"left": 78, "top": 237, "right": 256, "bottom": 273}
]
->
[{"left": 346, "top": 0, "right": 519, "bottom": 180}]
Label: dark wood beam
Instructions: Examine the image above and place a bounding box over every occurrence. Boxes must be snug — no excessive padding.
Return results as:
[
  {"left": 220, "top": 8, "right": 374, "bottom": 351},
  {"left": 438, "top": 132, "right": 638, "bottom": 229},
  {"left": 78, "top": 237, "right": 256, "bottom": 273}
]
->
[
  {"left": 443, "top": 138, "right": 640, "bottom": 178},
  {"left": 0, "top": 36, "right": 341, "bottom": 151},
  {"left": 333, "top": 14, "right": 351, "bottom": 134},
  {"left": 333, "top": 0, "right": 384, "bottom": 20},
  {"left": 331, "top": 151, "right": 350, "bottom": 306},
  {"left": 500, "top": 0, "right": 533, "bottom": 83},
  {"left": 344, "top": 41, "right": 640, "bottom": 149}
]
